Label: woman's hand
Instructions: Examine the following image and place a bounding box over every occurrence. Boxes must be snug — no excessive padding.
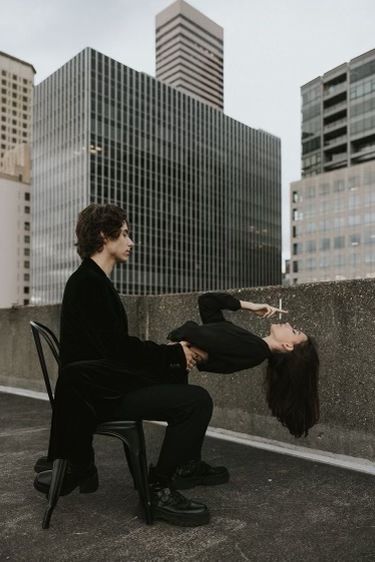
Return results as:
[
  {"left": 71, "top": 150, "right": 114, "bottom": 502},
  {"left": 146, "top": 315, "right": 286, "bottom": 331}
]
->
[
  {"left": 240, "top": 300, "right": 288, "bottom": 318},
  {"left": 179, "top": 341, "right": 197, "bottom": 370}
]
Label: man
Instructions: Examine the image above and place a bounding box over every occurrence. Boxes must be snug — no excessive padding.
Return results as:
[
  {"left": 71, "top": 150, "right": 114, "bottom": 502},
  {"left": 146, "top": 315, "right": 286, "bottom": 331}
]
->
[{"left": 34, "top": 203, "right": 229, "bottom": 527}]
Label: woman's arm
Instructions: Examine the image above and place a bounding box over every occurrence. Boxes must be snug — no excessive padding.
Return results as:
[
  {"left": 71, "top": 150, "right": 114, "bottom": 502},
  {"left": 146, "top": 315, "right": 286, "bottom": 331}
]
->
[
  {"left": 198, "top": 293, "right": 241, "bottom": 324},
  {"left": 239, "top": 300, "right": 288, "bottom": 318}
]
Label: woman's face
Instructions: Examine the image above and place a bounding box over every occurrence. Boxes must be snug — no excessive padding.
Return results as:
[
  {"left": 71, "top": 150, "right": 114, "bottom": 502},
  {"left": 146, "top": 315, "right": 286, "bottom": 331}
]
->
[{"left": 270, "top": 323, "right": 308, "bottom": 346}]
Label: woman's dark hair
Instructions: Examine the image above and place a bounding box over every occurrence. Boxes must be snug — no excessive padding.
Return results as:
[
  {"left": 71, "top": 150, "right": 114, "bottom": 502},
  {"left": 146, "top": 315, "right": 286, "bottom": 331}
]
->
[
  {"left": 75, "top": 204, "right": 128, "bottom": 259},
  {"left": 265, "top": 337, "right": 319, "bottom": 438}
]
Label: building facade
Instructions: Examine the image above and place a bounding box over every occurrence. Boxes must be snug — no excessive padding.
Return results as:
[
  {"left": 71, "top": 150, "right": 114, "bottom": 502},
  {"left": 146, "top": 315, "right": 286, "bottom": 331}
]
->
[
  {"left": 291, "top": 49, "right": 375, "bottom": 284},
  {"left": 0, "top": 51, "right": 35, "bottom": 172},
  {"left": 155, "top": 0, "right": 224, "bottom": 110},
  {"left": 0, "top": 172, "right": 31, "bottom": 307},
  {"left": 290, "top": 161, "right": 375, "bottom": 284},
  {"left": 301, "top": 49, "right": 375, "bottom": 178},
  {"left": 0, "top": 52, "right": 34, "bottom": 307},
  {"left": 32, "top": 48, "right": 281, "bottom": 304}
]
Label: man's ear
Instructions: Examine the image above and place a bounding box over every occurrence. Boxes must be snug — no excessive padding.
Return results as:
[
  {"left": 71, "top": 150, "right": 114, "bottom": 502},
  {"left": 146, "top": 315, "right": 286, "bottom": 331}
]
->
[{"left": 281, "top": 342, "right": 294, "bottom": 353}]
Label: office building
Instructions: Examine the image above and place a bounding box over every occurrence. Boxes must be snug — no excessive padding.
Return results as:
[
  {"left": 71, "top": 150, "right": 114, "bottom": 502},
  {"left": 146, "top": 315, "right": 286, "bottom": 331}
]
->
[
  {"left": 0, "top": 170, "right": 31, "bottom": 307},
  {"left": 0, "top": 51, "right": 35, "bottom": 170},
  {"left": 32, "top": 47, "right": 281, "bottom": 304},
  {"left": 291, "top": 49, "right": 375, "bottom": 284},
  {"left": 0, "top": 52, "right": 34, "bottom": 306},
  {"left": 302, "top": 49, "right": 375, "bottom": 177},
  {"left": 156, "top": 0, "right": 224, "bottom": 110}
]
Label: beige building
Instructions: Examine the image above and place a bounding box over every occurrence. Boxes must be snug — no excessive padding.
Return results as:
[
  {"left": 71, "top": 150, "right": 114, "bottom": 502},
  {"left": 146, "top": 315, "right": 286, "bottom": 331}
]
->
[
  {"left": 0, "top": 52, "right": 34, "bottom": 306},
  {"left": 0, "top": 51, "right": 35, "bottom": 170},
  {"left": 155, "top": 0, "right": 224, "bottom": 110},
  {"left": 0, "top": 172, "right": 31, "bottom": 307},
  {"left": 290, "top": 161, "right": 375, "bottom": 284}
]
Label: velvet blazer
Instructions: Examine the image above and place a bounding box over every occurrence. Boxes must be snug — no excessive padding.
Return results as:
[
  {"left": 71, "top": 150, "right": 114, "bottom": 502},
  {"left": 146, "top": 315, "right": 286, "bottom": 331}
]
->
[{"left": 59, "top": 258, "right": 186, "bottom": 377}]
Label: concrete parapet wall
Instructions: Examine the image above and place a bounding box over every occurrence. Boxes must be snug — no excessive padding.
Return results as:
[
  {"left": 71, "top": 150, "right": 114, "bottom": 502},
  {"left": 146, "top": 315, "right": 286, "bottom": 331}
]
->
[{"left": 1, "top": 279, "right": 375, "bottom": 461}]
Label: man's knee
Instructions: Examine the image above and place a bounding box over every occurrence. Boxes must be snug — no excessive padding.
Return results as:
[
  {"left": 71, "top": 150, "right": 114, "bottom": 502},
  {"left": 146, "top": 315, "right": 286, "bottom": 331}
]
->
[{"left": 188, "top": 385, "right": 213, "bottom": 415}]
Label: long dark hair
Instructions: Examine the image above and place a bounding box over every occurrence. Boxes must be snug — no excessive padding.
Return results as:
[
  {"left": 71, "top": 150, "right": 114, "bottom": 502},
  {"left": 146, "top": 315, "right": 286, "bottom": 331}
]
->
[{"left": 265, "top": 337, "right": 319, "bottom": 438}]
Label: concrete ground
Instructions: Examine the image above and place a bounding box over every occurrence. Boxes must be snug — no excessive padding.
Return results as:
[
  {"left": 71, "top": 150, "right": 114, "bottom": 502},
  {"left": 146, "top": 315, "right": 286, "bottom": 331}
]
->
[{"left": 1, "top": 392, "right": 374, "bottom": 562}]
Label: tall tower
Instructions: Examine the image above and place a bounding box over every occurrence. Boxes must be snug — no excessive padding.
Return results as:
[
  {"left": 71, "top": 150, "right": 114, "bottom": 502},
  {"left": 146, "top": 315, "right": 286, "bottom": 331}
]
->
[
  {"left": 0, "top": 51, "right": 35, "bottom": 307},
  {"left": 155, "top": 0, "right": 224, "bottom": 110}
]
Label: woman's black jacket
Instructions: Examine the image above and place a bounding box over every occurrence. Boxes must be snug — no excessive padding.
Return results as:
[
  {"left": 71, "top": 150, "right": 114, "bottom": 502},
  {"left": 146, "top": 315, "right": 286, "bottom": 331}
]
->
[{"left": 168, "top": 293, "right": 271, "bottom": 374}]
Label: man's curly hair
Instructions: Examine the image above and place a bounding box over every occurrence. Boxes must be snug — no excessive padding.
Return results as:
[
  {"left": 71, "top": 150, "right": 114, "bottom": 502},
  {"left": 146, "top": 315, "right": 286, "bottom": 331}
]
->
[{"left": 75, "top": 204, "right": 128, "bottom": 259}]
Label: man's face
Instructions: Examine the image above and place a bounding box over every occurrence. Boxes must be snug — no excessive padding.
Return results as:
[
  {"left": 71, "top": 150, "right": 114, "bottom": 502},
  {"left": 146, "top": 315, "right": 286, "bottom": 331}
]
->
[
  {"left": 105, "top": 222, "right": 134, "bottom": 263},
  {"left": 270, "top": 322, "right": 308, "bottom": 349}
]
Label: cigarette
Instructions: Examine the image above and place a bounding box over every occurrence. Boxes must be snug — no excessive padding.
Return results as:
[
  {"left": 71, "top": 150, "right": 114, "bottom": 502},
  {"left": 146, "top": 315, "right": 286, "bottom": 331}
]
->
[{"left": 279, "top": 298, "right": 282, "bottom": 320}]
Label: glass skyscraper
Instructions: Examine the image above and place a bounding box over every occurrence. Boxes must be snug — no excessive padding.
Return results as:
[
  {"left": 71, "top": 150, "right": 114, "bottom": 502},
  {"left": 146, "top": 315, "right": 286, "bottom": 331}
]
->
[{"left": 32, "top": 48, "right": 281, "bottom": 304}]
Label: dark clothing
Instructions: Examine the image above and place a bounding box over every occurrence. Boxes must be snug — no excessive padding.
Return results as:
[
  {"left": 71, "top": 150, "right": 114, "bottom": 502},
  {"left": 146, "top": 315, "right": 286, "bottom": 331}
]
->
[
  {"left": 60, "top": 258, "right": 186, "bottom": 378},
  {"left": 52, "top": 361, "right": 212, "bottom": 478},
  {"left": 168, "top": 293, "right": 272, "bottom": 374},
  {"left": 51, "top": 258, "right": 213, "bottom": 480}
]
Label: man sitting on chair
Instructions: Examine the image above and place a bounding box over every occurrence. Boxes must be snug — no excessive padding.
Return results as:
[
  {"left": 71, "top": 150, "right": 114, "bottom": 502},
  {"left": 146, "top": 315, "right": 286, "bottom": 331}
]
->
[{"left": 34, "top": 203, "right": 229, "bottom": 527}]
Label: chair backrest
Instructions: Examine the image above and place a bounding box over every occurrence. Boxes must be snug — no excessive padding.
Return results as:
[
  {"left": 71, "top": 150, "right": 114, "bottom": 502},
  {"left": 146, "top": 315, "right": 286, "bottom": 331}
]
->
[{"left": 30, "top": 321, "right": 60, "bottom": 408}]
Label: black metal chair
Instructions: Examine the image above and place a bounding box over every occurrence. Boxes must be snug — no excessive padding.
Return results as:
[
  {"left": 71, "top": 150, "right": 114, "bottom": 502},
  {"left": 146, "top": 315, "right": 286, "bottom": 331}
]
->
[{"left": 30, "top": 320, "right": 153, "bottom": 529}]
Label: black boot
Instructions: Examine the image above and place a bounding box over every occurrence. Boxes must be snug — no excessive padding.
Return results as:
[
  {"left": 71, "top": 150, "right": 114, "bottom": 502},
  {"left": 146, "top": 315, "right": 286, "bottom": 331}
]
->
[
  {"left": 149, "top": 466, "right": 210, "bottom": 527},
  {"left": 172, "top": 460, "right": 229, "bottom": 490},
  {"left": 34, "top": 456, "right": 53, "bottom": 473},
  {"left": 34, "top": 462, "right": 98, "bottom": 496}
]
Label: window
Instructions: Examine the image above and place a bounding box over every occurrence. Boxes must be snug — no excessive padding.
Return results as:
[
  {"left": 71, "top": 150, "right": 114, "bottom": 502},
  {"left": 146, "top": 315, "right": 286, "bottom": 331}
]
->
[
  {"left": 24, "top": 273, "right": 29, "bottom": 281},
  {"left": 350, "top": 234, "right": 360, "bottom": 246},
  {"left": 23, "top": 299, "right": 29, "bottom": 306},
  {"left": 292, "top": 190, "right": 299, "bottom": 203},
  {"left": 306, "top": 240, "right": 316, "bottom": 252},
  {"left": 24, "top": 222, "right": 30, "bottom": 231},
  {"left": 24, "top": 248, "right": 30, "bottom": 256},
  {"left": 305, "top": 185, "right": 316, "bottom": 198},
  {"left": 24, "top": 206, "right": 30, "bottom": 214},
  {"left": 320, "top": 238, "right": 331, "bottom": 251},
  {"left": 292, "top": 261, "right": 298, "bottom": 273},
  {"left": 24, "top": 261, "right": 30, "bottom": 269},
  {"left": 292, "top": 225, "right": 297, "bottom": 238},
  {"left": 334, "top": 236, "right": 345, "bottom": 249},
  {"left": 333, "top": 179, "right": 345, "bottom": 192},
  {"left": 24, "top": 235, "right": 30, "bottom": 243},
  {"left": 24, "top": 192, "right": 30, "bottom": 201},
  {"left": 24, "top": 287, "right": 29, "bottom": 294}
]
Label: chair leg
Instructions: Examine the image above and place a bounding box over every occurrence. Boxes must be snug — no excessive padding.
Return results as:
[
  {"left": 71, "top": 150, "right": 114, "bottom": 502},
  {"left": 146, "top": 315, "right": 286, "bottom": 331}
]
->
[
  {"left": 122, "top": 443, "right": 137, "bottom": 489},
  {"left": 42, "top": 459, "right": 67, "bottom": 529},
  {"left": 128, "top": 449, "right": 153, "bottom": 525}
]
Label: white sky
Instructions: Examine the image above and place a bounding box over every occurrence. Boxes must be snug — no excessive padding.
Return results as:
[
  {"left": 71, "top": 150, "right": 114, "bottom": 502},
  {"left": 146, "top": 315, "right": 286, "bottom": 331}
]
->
[{"left": 2, "top": 0, "right": 375, "bottom": 262}]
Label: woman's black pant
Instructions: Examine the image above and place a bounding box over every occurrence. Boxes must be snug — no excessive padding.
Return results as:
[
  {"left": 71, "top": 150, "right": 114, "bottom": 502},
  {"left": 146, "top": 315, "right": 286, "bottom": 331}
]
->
[{"left": 50, "top": 360, "right": 213, "bottom": 481}]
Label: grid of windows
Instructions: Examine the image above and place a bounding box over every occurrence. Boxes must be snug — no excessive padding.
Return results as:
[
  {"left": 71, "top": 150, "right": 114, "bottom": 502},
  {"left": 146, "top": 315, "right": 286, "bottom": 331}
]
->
[
  {"left": 301, "top": 49, "right": 375, "bottom": 178},
  {"left": 32, "top": 48, "right": 281, "bottom": 304},
  {"left": 290, "top": 161, "right": 375, "bottom": 283},
  {"left": 156, "top": 4, "right": 224, "bottom": 110}
]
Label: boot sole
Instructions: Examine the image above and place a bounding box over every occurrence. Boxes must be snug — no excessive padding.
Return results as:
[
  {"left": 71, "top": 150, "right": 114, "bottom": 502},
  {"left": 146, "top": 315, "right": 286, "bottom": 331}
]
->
[
  {"left": 174, "top": 473, "right": 230, "bottom": 490},
  {"left": 33, "top": 472, "right": 99, "bottom": 496},
  {"left": 152, "top": 507, "right": 210, "bottom": 527}
]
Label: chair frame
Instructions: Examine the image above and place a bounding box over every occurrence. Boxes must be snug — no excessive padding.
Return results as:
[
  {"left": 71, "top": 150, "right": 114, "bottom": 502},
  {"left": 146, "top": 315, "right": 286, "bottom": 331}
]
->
[{"left": 30, "top": 320, "right": 153, "bottom": 529}]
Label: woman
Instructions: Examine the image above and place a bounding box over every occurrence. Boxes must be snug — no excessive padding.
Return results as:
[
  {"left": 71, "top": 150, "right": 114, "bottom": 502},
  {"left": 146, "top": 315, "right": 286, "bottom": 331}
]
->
[{"left": 168, "top": 293, "right": 319, "bottom": 439}]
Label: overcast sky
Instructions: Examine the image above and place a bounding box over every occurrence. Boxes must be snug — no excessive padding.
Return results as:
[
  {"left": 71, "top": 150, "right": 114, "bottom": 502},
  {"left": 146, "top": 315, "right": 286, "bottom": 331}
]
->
[{"left": 2, "top": 0, "right": 375, "bottom": 261}]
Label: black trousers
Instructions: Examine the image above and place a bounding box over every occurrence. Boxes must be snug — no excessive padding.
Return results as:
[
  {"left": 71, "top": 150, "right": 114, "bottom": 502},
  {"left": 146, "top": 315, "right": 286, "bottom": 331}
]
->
[{"left": 50, "top": 360, "right": 213, "bottom": 481}]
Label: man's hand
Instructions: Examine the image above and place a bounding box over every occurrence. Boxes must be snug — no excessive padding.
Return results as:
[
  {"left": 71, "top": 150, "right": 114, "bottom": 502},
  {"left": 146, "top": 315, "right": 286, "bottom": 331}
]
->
[
  {"left": 240, "top": 300, "right": 288, "bottom": 318},
  {"left": 179, "top": 341, "right": 197, "bottom": 370}
]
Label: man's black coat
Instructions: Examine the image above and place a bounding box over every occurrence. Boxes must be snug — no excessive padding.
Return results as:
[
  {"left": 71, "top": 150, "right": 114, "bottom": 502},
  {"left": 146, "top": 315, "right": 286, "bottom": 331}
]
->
[{"left": 60, "top": 258, "right": 186, "bottom": 382}]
